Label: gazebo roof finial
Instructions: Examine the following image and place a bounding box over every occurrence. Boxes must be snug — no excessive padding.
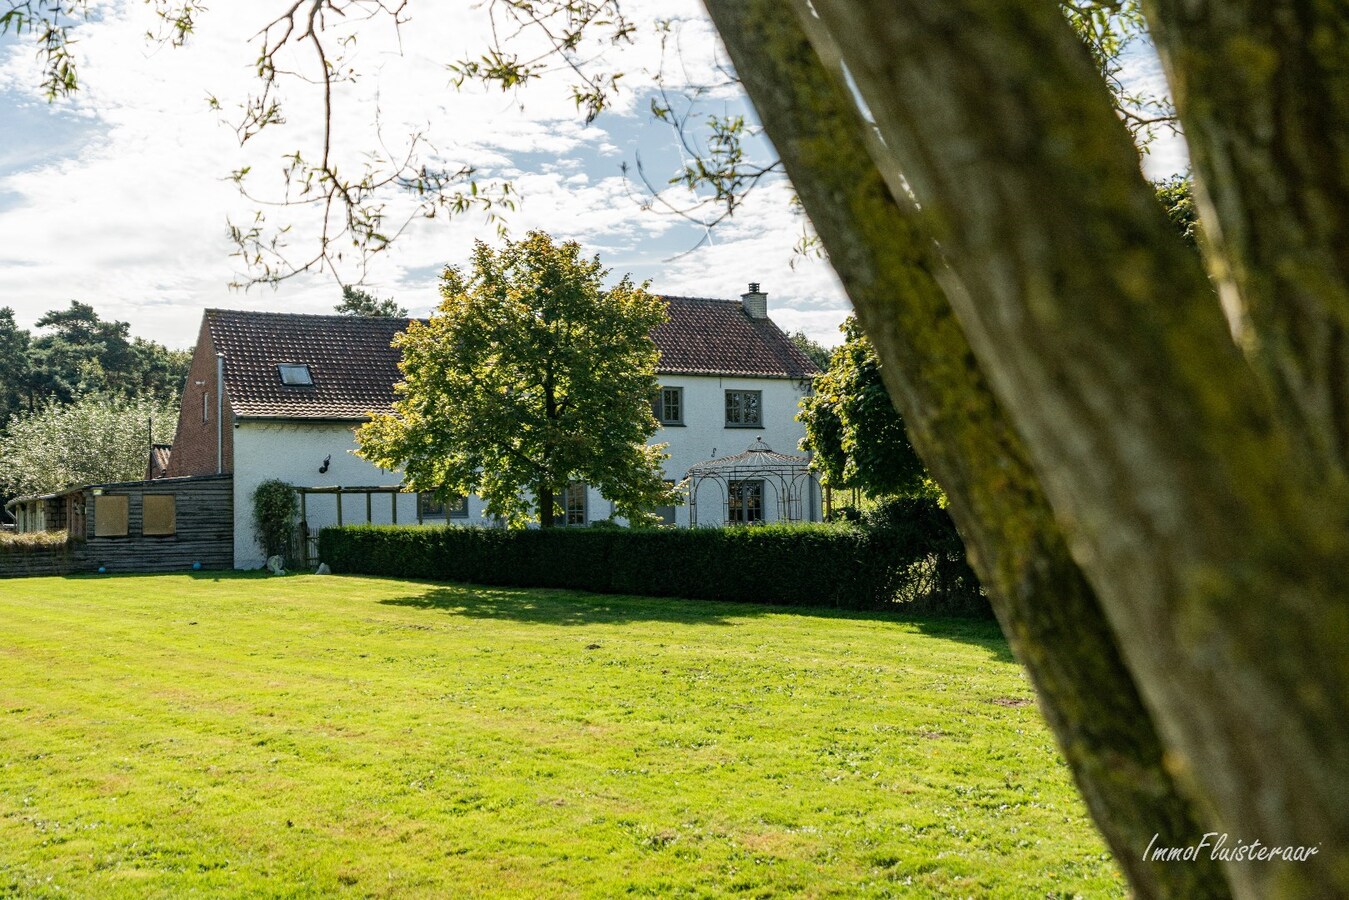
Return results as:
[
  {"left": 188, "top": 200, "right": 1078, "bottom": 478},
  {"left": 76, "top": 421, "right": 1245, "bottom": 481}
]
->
[{"left": 746, "top": 437, "right": 773, "bottom": 454}]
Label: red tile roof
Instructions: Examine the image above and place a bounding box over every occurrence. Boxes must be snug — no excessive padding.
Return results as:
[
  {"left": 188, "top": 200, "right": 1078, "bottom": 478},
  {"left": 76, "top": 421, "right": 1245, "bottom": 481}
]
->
[
  {"left": 206, "top": 297, "right": 818, "bottom": 420},
  {"left": 655, "top": 296, "right": 819, "bottom": 379}
]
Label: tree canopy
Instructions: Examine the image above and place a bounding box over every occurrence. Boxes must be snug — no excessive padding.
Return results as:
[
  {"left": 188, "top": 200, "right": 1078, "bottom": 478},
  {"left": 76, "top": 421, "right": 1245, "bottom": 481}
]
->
[
  {"left": 0, "top": 393, "right": 178, "bottom": 497},
  {"left": 356, "top": 231, "right": 679, "bottom": 528},
  {"left": 0, "top": 302, "right": 190, "bottom": 427},
  {"left": 335, "top": 285, "right": 407, "bottom": 318},
  {"left": 799, "top": 317, "right": 928, "bottom": 498}
]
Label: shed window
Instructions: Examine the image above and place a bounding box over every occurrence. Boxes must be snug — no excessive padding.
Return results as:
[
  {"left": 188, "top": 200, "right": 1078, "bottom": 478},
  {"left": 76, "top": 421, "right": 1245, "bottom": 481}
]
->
[
  {"left": 278, "top": 364, "right": 313, "bottom": 386},
  {"left": 143, "top": 495, "right": 176, "bottom": 536},
  {"left": 94, "top": 495, "right": 129, "bottom": 537}
]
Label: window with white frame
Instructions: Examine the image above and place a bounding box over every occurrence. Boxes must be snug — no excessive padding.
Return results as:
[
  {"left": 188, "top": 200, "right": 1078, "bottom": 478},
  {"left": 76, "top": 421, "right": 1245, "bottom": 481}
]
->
[
  {"left": 724, "top": 390, "right": 762, "bottom": 427},
  {"left": 728, "top": 479, "right": 764, "bottom": 523}
]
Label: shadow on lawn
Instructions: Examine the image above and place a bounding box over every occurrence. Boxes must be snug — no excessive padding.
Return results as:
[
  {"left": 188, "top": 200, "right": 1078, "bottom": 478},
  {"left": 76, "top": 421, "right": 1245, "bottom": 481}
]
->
[
  {"left": 910, "top": 618, "right": 1015, "bottom": 664},
  {"left": 380, "top": 582, "right": 1013, "bottom": 663},
  {"left": 379, "top": 584, "right": 764, "bottom": 626}
]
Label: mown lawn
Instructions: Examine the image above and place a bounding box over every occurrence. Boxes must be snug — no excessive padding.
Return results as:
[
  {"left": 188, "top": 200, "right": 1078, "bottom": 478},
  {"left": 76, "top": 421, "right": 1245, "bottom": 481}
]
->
[{"left": 0, "top": 573, "right": 1123, "bottom": 897}]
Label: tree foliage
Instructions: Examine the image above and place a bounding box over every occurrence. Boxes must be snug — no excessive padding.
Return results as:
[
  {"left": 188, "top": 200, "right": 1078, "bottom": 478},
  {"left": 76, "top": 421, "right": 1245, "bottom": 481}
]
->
[
  {"left": 786, "top": 330, "right": 830, "bottom": 370},
  {"left": 1154, "top": 175, "right": 1200, "bottom": 249},
  {"left": 356, "top": 231, "right": 679, "bottom": 528},
  {"left": 335, "top": 285, "right": 408, "bottom": 318},
  {"left": 0, "top": 302, "right": 190, "bottom": 427},
  {"left": 799, "top": 318, "right": 928, "bottom": 498},
  {"left": 251, "top": 479, "right": 299, "bottom": 560},
  {"left": 0, "top": 393, "right": 178, "bottom": 497}
]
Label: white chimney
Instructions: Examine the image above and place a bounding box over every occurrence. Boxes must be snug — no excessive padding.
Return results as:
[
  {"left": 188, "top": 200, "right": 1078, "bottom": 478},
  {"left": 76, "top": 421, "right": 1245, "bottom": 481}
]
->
[{"left": 741, "top": 282, "right": 768, "bottom": 319}]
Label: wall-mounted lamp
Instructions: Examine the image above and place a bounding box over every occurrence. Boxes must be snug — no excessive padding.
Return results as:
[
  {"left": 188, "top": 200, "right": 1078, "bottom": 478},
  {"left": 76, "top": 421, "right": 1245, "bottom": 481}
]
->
[
  {"left": 318, "top": 454, "right": 331, "bottom": 474},
  {"left": 91, "top": 488, "right": 104, "bottom": 496}
]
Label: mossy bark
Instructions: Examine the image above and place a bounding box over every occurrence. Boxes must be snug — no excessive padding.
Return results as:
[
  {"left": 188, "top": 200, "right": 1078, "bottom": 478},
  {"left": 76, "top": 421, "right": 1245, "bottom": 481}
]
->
[
  {"left": 701, "top": 3, "right": 1227, "bottom": 897},
  {"left": 1145, "top": 0, "right": 1349, "bottom": 473},
  {"left": 791, "top": 0, "right": 1349, "bottom": 895}
]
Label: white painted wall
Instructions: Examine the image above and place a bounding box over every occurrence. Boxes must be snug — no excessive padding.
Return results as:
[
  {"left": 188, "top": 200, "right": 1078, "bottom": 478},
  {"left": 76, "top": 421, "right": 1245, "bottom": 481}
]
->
[
  {"left": 232, "top": 420, "right": 496, "bottom": 568},
  {"left": 642, "top": 374, "right": 821, "bottom": 527},
  {"left": 232, "top": 374, "right": 820, "bottom": 567}
]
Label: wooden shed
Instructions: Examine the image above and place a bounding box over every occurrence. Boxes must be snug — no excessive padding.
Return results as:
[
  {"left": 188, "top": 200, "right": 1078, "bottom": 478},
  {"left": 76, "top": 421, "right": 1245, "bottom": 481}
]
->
[{"left": 3, "top": 475, "right": 234, "bottom": 576}]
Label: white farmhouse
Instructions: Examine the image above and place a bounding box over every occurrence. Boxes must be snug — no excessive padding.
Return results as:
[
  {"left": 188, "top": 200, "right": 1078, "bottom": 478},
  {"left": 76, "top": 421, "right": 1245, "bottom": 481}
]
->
[{"left": 163, "top": 285, "right": 821, "bottom": 568}]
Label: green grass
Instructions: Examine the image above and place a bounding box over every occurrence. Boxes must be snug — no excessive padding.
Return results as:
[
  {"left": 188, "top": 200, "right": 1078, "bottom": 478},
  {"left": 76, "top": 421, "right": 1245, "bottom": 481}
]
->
[{"left": 0, "top": 573, "right": 1123, "bottom": 898}]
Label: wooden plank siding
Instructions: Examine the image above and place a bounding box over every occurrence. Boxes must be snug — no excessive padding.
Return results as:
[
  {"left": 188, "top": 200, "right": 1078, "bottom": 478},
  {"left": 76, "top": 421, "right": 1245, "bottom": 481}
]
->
[
  {"left": 81, "top": 475, "right": 234, "bottom": 574},
  {"left": 0, "top": 475, "right": 235, "bottom": 578}
]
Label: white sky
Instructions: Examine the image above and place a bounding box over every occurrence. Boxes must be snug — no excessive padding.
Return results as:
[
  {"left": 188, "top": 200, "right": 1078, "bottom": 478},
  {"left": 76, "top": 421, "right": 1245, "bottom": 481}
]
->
[{"left": 0, "top": 1, "right": 1188, "bottom": 350}]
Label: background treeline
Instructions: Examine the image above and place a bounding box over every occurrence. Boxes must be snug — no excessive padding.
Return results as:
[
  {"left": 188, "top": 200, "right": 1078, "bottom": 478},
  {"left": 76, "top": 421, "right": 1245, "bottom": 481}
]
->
[
  {"left": 0, "top": 302, "right": 189, "bottom": 426},
  {"left": 0, "top": 303, "right": 190, "bottom": 503}
]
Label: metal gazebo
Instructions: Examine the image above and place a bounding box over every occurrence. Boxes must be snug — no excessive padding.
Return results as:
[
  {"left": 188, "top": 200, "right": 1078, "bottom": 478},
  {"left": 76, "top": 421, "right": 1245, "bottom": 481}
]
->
[{"left": 686, "top": 438, "right": 818, "bottom": 526}]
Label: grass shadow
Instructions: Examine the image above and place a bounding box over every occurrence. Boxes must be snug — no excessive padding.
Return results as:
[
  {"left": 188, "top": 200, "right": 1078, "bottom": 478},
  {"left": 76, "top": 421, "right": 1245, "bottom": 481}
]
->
[
  {"left": 908, "top": 616, "right": 1016, "bottom": 664},
  {"left": 378, "top": 582, "right": 768, "bottom": 627}
]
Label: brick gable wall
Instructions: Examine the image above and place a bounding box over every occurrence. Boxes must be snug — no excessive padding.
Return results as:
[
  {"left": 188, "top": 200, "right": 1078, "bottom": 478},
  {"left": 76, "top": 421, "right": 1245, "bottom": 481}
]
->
[{"left": 165, "top": 320, "right": 235, "bottom": 477}]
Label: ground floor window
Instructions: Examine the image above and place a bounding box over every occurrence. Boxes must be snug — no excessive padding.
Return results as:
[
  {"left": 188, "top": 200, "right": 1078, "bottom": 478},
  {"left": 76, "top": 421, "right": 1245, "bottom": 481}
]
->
[
  {"left": 419, "top": 492, "right": 469, "bottom": 520},
  {"left": 728, "top": 480, "right": 764, "bottom": 524},
  {"left": 563, "top": 481, "right": 587, "bottom": 526}
]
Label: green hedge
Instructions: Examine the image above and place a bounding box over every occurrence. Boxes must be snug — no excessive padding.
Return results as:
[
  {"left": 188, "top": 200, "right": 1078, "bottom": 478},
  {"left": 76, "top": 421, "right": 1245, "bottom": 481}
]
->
[{"left": 319, "top": 499, "right": 987, "bottom": 615}]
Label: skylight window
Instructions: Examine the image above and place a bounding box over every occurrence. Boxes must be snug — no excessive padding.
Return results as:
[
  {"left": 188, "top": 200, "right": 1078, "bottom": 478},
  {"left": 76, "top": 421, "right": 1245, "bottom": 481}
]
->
[{"left": 277, "top": 363, "right": 313, "bottom": 386}]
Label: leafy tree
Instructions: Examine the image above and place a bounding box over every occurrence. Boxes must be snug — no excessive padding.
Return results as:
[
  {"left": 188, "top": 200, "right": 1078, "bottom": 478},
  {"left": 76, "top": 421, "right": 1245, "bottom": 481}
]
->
[
  {"left": 799, "top": 317, "right": 928, "bottom": 498},
  {"left": 787, "top": 330, "right": 831, "bottom": 370},
  {"left": 357, "top": 232, "right": 679, "bottom": 527},
  {"left": 1154, "top": 175, "right": 1200, "bottom": 249},
  {"left": 335, "top": 285, "right": 408, "bottom": 318},
  {"left": 23, "top": 302, "right": 189, "bottom": 405},
  {"left": 0, "top": 308, "right": 33, "bottom": 427},
  {"left": 0, "top": 393, "right": 178, "bottom": 498}
]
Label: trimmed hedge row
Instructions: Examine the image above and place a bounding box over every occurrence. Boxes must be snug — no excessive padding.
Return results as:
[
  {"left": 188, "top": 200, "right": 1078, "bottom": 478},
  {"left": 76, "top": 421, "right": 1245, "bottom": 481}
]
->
[
  {"left": 0, "top": 530, "right": 76, "bottom": 578},
  {"left": 319, "top": 499, "right": 987, "bottom": 615}
]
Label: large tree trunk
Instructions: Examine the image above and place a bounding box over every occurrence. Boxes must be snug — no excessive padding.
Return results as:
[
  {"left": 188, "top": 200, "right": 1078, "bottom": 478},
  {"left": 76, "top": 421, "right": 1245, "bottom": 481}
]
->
[
  {"left": 1144, "top": 0, "right": 1349, "bottom": 473},
  {"left": 538, "top": 484, "right": 555, "bottom": 528},
  {"left": 791, "top": 0, "right": 1349, "bottom": 895},
  {"left": 701, "top": 3, "right": 1226, "bottom": 896}
]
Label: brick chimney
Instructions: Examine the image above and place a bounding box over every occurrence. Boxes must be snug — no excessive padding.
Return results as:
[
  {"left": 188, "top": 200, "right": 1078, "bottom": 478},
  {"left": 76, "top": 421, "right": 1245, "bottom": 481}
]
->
[{"left": 741, "top": 282, "right": 768, "bottom": 319}]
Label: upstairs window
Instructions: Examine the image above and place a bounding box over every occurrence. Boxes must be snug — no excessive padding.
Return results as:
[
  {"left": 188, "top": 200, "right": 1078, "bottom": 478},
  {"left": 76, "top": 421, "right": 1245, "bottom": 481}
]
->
[
  {"left": 725, "top": 390, "right": 762, "bottom": 427},
  {"left": 277, "top": 363, "right": 313, "bottom": 386},
  {"left": 654, "top": 387, "right": 684, "bottom": 425}
]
